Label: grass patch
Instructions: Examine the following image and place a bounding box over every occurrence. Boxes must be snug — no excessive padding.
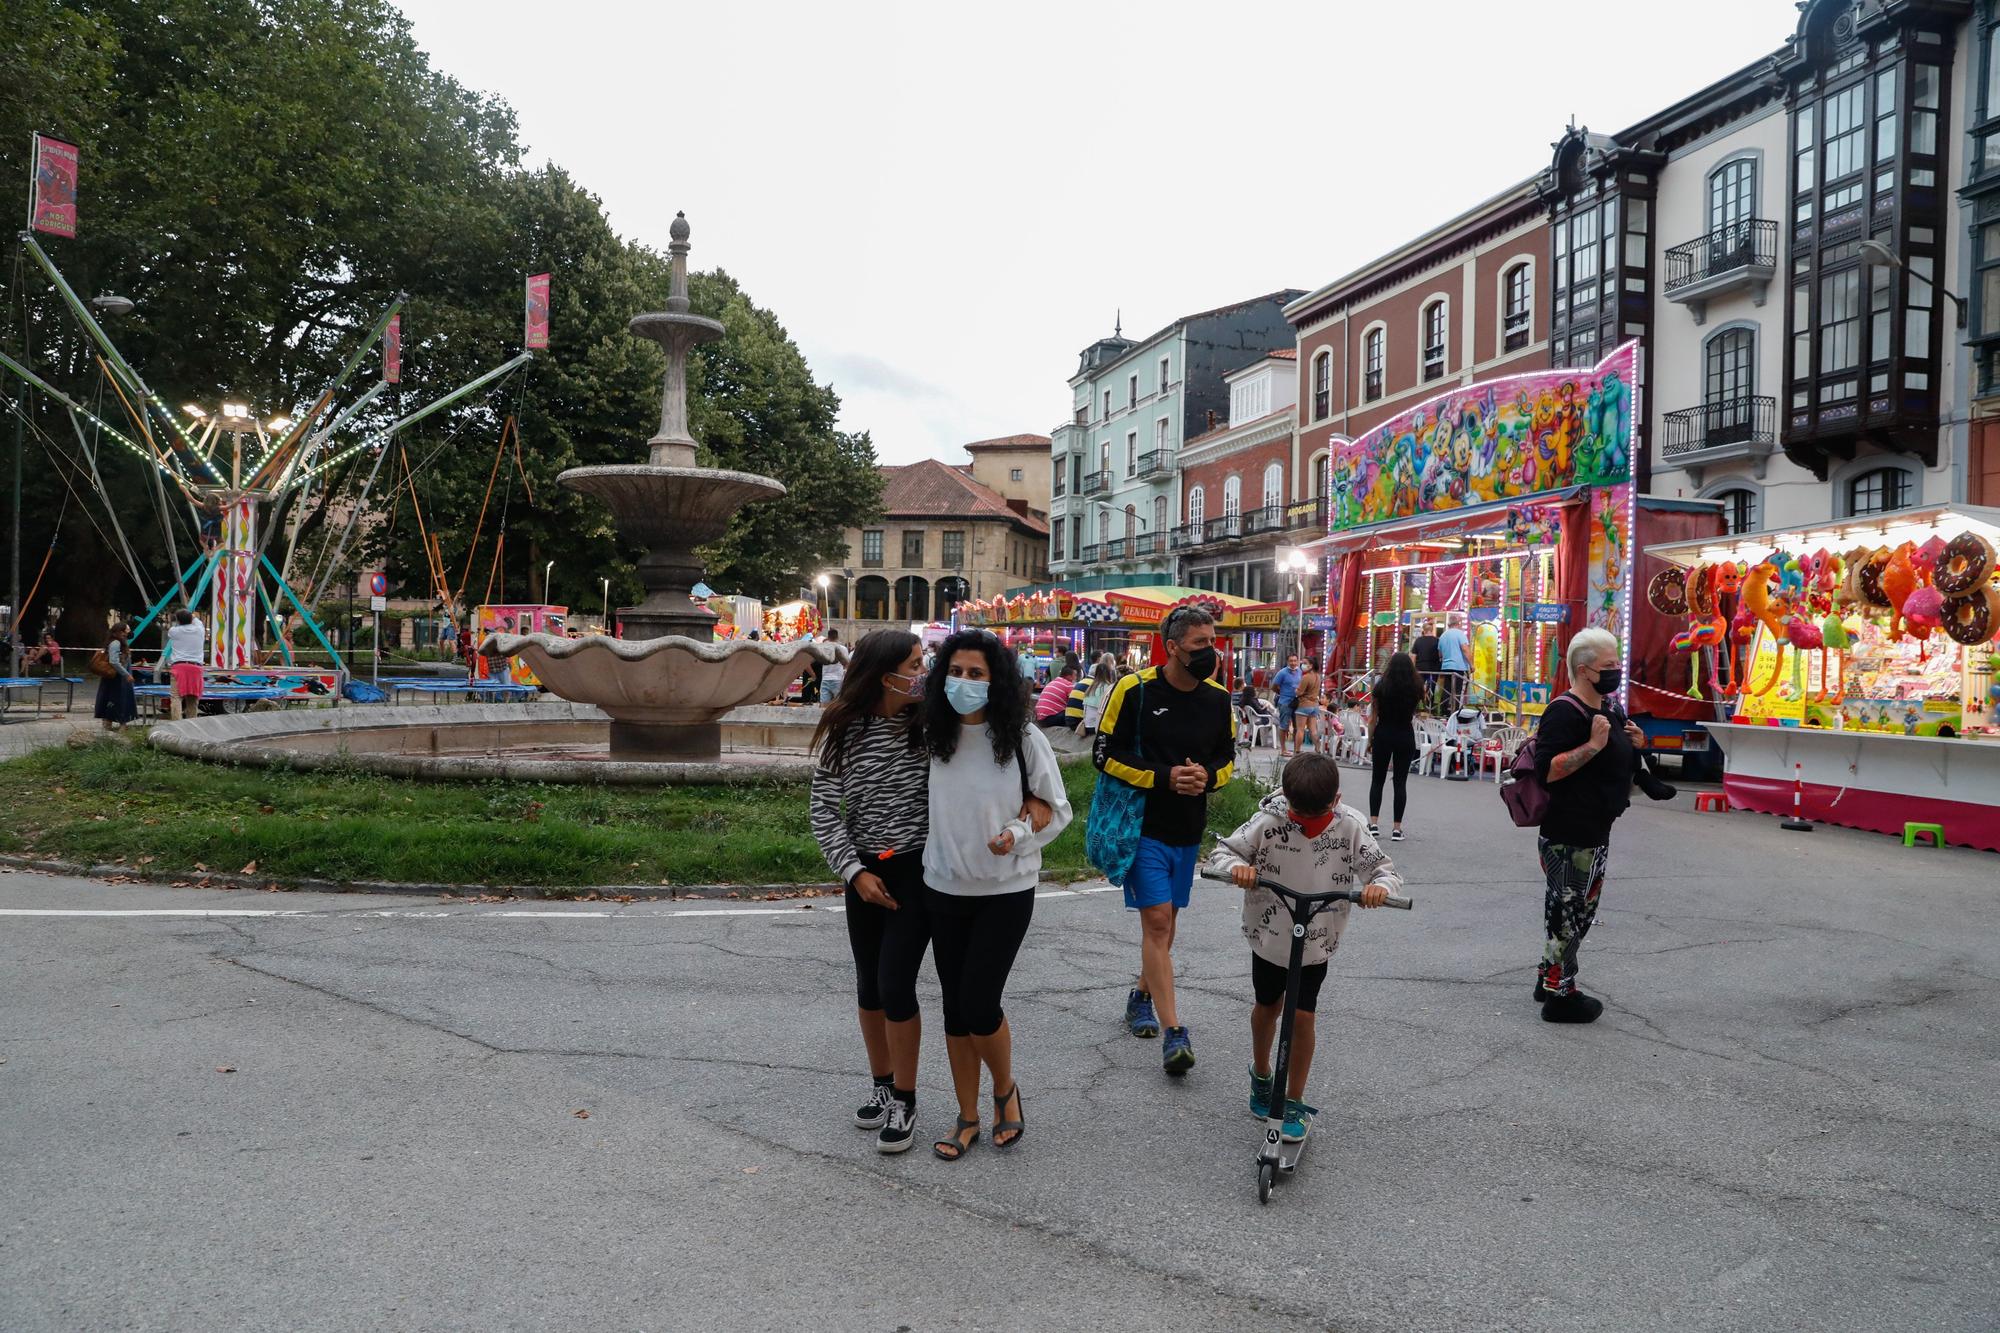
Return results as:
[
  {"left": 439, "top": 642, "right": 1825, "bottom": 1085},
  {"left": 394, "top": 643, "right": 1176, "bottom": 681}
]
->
[{"left": 0, "top": 741, "right": 1268, "bottom": 888}]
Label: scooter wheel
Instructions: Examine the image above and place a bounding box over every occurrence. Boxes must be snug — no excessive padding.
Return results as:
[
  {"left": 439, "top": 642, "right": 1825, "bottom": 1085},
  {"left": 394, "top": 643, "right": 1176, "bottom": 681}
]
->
[{"left": 1256, "top": 1159, "right": 1274, "bottom": 1205}]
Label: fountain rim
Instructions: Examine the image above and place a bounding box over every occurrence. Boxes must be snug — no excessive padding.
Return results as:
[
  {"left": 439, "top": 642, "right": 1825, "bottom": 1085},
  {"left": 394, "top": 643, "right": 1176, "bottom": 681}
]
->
[
  {"left": 556, "top": 464, "right": 788, "bottom": 493},
  {"left": 485, "top": 632, "right": 834, "bottom": 666}
]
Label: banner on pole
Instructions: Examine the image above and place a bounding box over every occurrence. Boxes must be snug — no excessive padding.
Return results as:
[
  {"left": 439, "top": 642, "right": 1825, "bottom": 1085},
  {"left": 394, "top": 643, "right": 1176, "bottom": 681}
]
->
[
  {"left": 524, "top": 273, "right": 551, "bottom": 350},
  {"left": 29, "top": 133, "right": 79, "bottom": 237},
  {"left": 384, "top": 314, "right": 402, "bottom": 384}
]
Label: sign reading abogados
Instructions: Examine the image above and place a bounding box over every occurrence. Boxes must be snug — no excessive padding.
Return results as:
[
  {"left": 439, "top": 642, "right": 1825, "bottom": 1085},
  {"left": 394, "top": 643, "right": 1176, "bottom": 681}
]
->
[{"left": 1329, "top": 341, "right": 1638, "bottom": 530}]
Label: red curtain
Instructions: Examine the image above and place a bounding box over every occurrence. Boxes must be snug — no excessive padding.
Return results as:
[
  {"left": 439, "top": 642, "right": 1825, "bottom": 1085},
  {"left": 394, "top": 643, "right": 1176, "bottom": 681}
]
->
[
  {"left": 1551, "top": 499, "right": 1591, "bottom": 695},
  {"left": 1332, "top": 551, "right": 1365, "bottom": 674}
]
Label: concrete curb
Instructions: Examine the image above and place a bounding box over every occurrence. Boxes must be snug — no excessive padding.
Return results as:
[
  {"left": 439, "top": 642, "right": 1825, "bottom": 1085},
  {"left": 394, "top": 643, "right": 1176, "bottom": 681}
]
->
[{"left": 0, "top": 852, "right": 844, "bottom": 902}]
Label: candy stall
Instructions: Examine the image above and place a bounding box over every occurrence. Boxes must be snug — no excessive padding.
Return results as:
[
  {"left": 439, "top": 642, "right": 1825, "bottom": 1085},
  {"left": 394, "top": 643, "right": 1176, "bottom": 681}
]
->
[{"left": 1645, "top": 504, "right": 2000, "bottom": 851}]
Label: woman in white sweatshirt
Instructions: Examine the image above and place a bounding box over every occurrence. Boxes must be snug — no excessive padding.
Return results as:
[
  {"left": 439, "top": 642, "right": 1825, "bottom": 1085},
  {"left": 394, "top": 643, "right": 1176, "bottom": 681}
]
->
[{"left": 921, "top": 630, "right": 1073, "bottom": 1161}]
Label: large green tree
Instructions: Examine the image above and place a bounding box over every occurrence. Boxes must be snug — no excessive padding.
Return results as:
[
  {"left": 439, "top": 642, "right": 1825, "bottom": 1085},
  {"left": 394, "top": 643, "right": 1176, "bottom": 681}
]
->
[{"left": 0, "top": 0, "right": 876, "bottom": 650}]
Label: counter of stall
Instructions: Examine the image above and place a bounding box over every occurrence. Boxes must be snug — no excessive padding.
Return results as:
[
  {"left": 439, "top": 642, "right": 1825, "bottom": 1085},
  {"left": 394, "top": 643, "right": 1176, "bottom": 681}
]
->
[{"left": 1645, "top": 503, "right": 2000, "bottom": 851}]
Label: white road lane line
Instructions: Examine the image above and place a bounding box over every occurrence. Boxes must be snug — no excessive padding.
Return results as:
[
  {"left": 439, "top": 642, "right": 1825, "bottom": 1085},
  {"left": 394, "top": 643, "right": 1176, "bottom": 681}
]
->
[{"left": 0, "top": 885, "right": 1123, "bottom": 920}]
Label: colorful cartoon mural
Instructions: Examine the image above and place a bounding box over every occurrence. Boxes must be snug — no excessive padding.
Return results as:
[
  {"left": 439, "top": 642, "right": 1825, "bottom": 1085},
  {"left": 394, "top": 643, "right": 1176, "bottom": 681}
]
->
[
  {"left": 1329, "top": 341, "right": 1638, "bottom": 530},
  {"left": 1587, "top": 484, "right": 1631, "bottom": 631}
]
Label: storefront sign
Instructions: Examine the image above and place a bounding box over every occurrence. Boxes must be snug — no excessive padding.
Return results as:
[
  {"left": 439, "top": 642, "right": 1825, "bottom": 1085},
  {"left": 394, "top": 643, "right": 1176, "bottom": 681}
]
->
[
  {"left": 1235, "top": 609, "right": 1285, "bottom": 629},
  {"left": 1526, "top": 603, "right": 1570, "bottom": 623},
  {"left": 1306, "top": 614, "right": 1337, "bottom": 631},
  {"left": 1328, "top": 341, "right": 1636, "bottom": 530}
]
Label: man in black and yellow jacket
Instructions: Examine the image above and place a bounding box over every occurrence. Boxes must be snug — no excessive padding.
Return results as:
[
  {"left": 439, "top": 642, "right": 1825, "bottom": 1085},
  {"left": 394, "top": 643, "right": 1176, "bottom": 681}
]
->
[{"left": 1092, "top": 605, "right": 1235, "bottom": 1076}]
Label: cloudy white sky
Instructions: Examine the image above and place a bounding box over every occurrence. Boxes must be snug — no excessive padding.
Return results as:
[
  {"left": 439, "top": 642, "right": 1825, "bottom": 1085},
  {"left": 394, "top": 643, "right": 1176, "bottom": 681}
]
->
[{"left": 395, "top": 0, "right": 1809, "bottom": 466}]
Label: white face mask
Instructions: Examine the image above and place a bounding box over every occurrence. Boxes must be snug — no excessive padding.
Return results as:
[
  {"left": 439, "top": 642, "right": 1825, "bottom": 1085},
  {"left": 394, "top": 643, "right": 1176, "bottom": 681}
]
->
[{"left": 944, "top": 676, "right": 990, "bottom": 715}]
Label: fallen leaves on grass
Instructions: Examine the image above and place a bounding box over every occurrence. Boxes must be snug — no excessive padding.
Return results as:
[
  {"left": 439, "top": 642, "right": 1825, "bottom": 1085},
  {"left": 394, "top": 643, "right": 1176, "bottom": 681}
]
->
[{"left": 239, "top": 861, "right": 258, "bottom": 875}]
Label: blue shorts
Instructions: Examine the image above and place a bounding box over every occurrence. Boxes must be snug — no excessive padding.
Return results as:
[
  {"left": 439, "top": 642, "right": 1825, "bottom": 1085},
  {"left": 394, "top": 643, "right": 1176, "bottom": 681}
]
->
[
  {"left": 1123, "top": 837, "right": 1200, "bottom": 912},
  {"left": 1276, "top": 700, "right": 1297, "bottom": 728}
]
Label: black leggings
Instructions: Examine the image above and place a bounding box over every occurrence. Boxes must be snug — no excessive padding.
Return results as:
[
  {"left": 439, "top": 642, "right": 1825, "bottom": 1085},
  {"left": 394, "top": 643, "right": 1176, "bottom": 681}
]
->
[
  {"left": 925, "top": 886, "right": 1035, "bottom": 1038},
  {"left": 844, "top": 851, "right": 932, "bottom": 1023},
  {"left": 1369, "top": 726, "right": 1417, "bottom": 823}
]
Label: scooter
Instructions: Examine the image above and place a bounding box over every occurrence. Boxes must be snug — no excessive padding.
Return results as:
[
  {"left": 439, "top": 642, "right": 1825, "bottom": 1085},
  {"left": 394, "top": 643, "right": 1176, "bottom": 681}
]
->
[{"left": 1203, "top": 873, "right": 1414, "bottom": 1204}]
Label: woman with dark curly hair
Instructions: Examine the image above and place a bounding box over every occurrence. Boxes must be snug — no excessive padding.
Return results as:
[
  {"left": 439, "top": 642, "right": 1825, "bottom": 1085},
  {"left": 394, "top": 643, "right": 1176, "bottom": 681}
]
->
[{"left": 922, "top": 630, "right": 1072, "bottom": 1160}]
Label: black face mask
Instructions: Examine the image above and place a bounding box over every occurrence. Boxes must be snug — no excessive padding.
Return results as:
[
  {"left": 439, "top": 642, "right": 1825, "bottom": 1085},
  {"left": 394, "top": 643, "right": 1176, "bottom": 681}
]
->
[
  {"left": 1183, "top": 646, "right": 1218, "bottom": 679},
  {"left": 1592, "top": 666, "right": 1623, "bottom": 695}
]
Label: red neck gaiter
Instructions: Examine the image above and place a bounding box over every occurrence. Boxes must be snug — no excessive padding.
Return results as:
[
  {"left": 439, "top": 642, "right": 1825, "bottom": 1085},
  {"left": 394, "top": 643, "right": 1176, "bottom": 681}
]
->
[{"left": 1287, "top": 809, "right": 1335, "bottom": 838}]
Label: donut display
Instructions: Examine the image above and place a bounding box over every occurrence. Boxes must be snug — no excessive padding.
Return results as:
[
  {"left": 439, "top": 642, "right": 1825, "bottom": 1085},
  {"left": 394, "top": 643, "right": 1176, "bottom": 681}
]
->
[
  {"left": 1943, "top": 585, "right": 2000, "bottom": 646},
  {"left": 1688, "top": 563, "right": 1715, "bottom": 617},
  {"left": 1934, "top": 532, "right": 1996, "bottom": 597},
  {"left": 1858, "top": 546, "right": 1893, "bottom": 608},
  {"left": 1648, "top": 566, "right": 1689, "bottom": 616}
]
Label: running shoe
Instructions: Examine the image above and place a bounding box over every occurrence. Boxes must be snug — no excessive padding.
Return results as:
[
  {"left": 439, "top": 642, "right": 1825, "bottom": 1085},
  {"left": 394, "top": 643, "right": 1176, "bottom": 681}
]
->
[
  {"left": 1391, "top": 829, "right": 1405, "bottom": 842},
  {"left": 1249, "top": 1065, "right": 1274, "bottom": 1118},
  {"left": 1281, "top": 1098, "right": 1317, "bottom": 1143},
  {"left": 1366, "top": 823, "right": 1380, "bottom": 836},
  {"left": 1162, "top": 1025, "right": 1195, "bottom": 1076},
  {"left": 1125, "top": 988, "right": 1161, "bottom": 1039},
  {"left": 876, "top": 1098, "right": 916, "bottom": 1154},
  {"left": 854, "top": 1080, "right": 894, "bottom": 1129}
]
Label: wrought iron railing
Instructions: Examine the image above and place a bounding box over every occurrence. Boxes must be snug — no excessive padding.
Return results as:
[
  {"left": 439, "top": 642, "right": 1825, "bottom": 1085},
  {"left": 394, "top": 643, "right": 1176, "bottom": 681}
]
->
[
  {"left": 1105, "top": 537, "right": 1127, "bottom": 559},
  {"left": 1132, "top": 531, "right": 1160, "bottom": 557},
  {"left": 1242, "top": 503, "right": 1285, "bottom": 536},
  {"left": 1663, "top": 219, "right": 1778, "bottom": 294},
  {"left": 1284, "top": 495, "right": 1330, "bottom": 531},
  {"left": 1203, "top": 513, "right": 1244, "bottom": 543},
  {"left": 1662, "top": 394, "right": 1777, "bottom": 457},
  {"left": 1078, "top": 542, "right": 1101, "bottom": 563},
  {"left": 1078, "top": 470, "right": 1109, "bottom": 496},
  {"left": 1169, "top": 523, "right": 1204, "bottom": 551},
  {"left": 1136, "top": 449, "right": 1173, "bottom": 478}
]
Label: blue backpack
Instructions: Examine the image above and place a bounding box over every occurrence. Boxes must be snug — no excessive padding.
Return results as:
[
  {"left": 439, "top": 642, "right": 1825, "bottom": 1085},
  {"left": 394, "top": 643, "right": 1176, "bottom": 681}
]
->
[{"left": 1084, "top": 678, "right": 1148, "bottom": 883}]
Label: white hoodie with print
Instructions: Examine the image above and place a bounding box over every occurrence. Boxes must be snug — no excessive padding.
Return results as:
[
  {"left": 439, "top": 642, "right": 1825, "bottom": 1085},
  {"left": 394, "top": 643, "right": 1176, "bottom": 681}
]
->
[{"left": 1203, "top": 791, "right": 1402, "bottom": 969}]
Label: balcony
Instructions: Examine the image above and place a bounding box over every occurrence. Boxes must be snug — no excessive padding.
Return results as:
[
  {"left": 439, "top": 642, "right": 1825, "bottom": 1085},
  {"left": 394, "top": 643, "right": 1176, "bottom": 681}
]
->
[
  {"left": 1135, "top": 449, "right": 1173, "bottom": 479},
  {"left": 1131, "top": 531, "right": 1160, "bottom": 557},
  {"left": 1662, "top": 219, "right": 1777, "bottom": 323},
  {"left": 1168, "top": 522, "right": 1205, "bottom": 551},
  {"left": 1661, "top": 395, "right": 1777, "bottom": 485},
  {"left": 1078, "top": 542, "right": 1101, "bottom": 564},
  {"left": 1078, "top": 470, "right": 1109, "bottom": 497},
  {"left": 1105, "top": 537, "right": 1128, "bottom": 560},
  {"left": 1203, "top": 513, "right": 1244, "bottom": 543},
  {"left": 1241, "top": 503, "right": 1286, "bottom": 537}
]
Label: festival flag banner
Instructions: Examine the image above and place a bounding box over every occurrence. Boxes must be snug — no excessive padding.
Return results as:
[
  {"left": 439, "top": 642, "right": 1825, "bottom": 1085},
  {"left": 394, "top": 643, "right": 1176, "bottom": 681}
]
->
[
  {"left": 29, "top": 133, "right": 79, "bottom": 237},
  {"left": 524, "top": 273, "right": 551, "bottom": 350},
  {"left": 384, "top": 314, "right": 402, "bottom": 384}
]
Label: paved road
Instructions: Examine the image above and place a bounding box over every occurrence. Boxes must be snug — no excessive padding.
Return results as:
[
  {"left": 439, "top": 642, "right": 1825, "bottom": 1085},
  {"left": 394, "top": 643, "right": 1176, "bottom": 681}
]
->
[{"left": 2, "top": 777, "right": 1995, "bottom": 1332}]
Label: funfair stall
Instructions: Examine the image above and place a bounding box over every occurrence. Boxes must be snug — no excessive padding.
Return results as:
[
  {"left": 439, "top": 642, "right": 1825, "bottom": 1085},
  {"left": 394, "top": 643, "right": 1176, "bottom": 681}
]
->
[
  {"left": 1299, "top": 343, "right": 1715, "bottom": 747},
  {"left": 1646, "top": 504, "right": 2000, "bottom": 852},
  {"left": 964, "top": 587, "right": 1291, "bottom": 684}
]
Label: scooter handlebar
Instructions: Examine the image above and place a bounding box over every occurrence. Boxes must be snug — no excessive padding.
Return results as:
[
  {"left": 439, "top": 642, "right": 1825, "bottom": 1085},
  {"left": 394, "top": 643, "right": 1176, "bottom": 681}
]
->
[{"left": 1199, "top": 874, "right": 1414, "bottom": 911}]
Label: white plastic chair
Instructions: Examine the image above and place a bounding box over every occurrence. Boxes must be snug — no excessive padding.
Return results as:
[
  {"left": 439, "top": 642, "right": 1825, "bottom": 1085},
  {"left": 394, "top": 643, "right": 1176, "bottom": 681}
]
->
[
  {"left": 1337, "top": 712, "right": 1370, "bottom": 766},
  {"left": 1414, "top": 719, "right": 1448, "bottom": 776},
  {"left": 1239, "top": 706, "right": 1279, "bottom": 751}
]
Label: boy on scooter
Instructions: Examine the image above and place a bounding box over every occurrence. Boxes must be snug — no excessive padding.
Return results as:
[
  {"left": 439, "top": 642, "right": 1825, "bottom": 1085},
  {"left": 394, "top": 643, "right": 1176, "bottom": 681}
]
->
[{"left": 1205, "top": 752, "right": 1401, "bottom": 1144}]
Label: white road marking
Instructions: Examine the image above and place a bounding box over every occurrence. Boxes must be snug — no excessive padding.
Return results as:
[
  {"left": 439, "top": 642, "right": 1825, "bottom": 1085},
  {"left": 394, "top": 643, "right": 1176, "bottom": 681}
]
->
[{"left": 0, "top": 885, "right": 1123, "bottom": 921}]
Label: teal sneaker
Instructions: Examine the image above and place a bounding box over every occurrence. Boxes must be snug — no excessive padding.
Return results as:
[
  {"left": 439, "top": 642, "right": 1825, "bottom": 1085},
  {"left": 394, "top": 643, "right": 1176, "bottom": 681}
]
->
[
  {"left": 1281, "top": 1098, "right": 1317, "bottom": 1144},
  {"left": 1249, "top": 1065, "right": 1274, "bottom": 1118},
  {"left": 1124, "top": 988, "right": 1160, "bottom": 1039}
]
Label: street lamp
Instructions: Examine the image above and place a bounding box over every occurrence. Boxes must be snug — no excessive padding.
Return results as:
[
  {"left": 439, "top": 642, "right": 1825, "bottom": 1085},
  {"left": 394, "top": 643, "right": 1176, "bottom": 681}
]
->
[
  {"left": 1278, "top": 547, "right": 1312, "bottom": 665},
  {"left": 1858, "top": 239, "right": 1967, "bottom": 328},
  {"left": 815, "top": 572, "right": 831, "bottom": 625},
  {"left": 544, "top": 559, "right": 554, "bottom": 602},
  {"left": 601, "top": 576, "right": 610, "bottom": 633}
]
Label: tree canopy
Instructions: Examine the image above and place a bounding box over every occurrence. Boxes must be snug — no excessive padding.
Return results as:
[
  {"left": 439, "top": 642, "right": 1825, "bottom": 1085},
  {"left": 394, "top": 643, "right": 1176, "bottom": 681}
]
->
[{"left": 0, "top": 0, "right": 878, "bottom": 648}]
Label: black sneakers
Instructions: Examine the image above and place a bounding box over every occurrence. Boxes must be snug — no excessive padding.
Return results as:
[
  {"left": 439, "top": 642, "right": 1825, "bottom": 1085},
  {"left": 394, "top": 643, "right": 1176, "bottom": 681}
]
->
[
  {"left": 1540, "top": 991, "right": 1605, "bottom": 1024},
  {"left": 877, "top": 1096, "right": 917, "bottom": 1154},
  {"left": 854, "top": 1079, "right": 894, "bottom": 1129}
]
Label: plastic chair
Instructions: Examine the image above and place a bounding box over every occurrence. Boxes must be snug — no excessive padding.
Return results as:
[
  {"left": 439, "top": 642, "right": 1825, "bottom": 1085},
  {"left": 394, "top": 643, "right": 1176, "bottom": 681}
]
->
[
  {"left": 1239, "top": 706, "right": 1279, "bottom": 751},
  {"left": 1414, "top": 720, "right": 1447, "bottom": 777}
]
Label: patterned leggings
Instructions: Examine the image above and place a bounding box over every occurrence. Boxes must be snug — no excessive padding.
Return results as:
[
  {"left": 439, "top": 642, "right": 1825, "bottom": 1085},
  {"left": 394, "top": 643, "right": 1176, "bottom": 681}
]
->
[{"left": 1537, "top": 839, "right": 1609, "bottom": 997}]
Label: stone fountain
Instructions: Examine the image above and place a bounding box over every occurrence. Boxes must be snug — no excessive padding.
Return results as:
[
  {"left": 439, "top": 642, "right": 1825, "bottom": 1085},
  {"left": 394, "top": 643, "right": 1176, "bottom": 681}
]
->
[{"left": 485, "top": 213, "right": 830, "bottom": 760}]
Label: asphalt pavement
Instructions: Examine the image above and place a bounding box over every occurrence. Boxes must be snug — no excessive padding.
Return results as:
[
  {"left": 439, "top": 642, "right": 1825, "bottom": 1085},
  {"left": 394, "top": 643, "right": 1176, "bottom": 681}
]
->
[{"left": 1, "top": 774, "right": 1995, "bottom": 1332}]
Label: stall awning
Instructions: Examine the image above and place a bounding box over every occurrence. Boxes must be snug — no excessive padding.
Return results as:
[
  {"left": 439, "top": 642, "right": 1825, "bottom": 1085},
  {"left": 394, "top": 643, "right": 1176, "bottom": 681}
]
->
[
  {"left": 1295, "top": 486, "right": 1585, "bottom": 559},
  {"left": 1643, "top": 503, "right": 2000, "bottom": 567}
]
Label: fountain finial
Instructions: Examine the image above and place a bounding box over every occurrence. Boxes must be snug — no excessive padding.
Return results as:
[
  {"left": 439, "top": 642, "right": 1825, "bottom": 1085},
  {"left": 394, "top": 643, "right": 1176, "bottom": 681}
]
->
[
  {"left": 628, "top": 209, "right": 724, "bottom": 465},
  {"left": 667, "top": 211, "right": 692, "bottom": 313}
]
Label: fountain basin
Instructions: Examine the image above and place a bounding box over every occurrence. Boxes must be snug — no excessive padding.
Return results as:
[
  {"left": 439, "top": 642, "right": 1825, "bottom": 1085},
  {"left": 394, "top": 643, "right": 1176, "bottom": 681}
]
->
[
  {"left": 556, "top": 465, "right": 783, "bottom": 547},
  {"left": 487, "top": 633, "right": 833, "bottom": 760}
]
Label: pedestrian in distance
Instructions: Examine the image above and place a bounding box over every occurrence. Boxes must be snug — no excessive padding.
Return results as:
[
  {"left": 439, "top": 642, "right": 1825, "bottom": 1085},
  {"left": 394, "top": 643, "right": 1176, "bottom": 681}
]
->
[
  {"left": 809, "top": 630, "right": 938, "bottom": 1153},
  {"left": 164, "top": 608, "right": 207, "bottom": 721},
  {"left": 1270, "top": 654, "right": 1302, "bottom": 757},
  {"left": 93, "top": 620, "right": 136, "bottom": 730},
  {"left": 1034, "top": 651, "right": 1081, "bottom": 729},
  {"left": 1530, "top": 627, "right": 1672, "bottom": 1024},
  {"left": 1075, "top": 652, "right": 1117, "bottom": 736},
  {"left": 1092, "top": 604, "right": 1236, "bottom": 1076},
  {"left": 922, "top": 629, "right": 1072, "bottom": 1160},
  {"left": 1438, "top": 615, "right": 1471, "bottom": 712},
  {"left": 1367, "top": 651, "right": 1422, "bottom": 841},
  {"left": 1206, "top": 752, "right": 1399, "bottom": 1143},
  {"left": 1291, "top": 658, "right": 1324, "bottom": 754},
  {"left": 817, "top": 628, "right": 849, "bottom": 703},
  {"left": 1410, "top": 621, "right": 1444, "bottom": 710}
]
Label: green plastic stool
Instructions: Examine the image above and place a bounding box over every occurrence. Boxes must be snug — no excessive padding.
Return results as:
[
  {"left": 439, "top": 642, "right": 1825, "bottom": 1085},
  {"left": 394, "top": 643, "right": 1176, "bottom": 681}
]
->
[{"left": 1903, "top": 822, "right": 1946, "bottom": 848}]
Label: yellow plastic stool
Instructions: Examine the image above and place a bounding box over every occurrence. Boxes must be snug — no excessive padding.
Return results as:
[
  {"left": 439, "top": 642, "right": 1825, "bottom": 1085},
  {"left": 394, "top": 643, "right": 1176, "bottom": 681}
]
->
[{"left": 1903, "top": 822, "right": 1945, "bottom": 848}]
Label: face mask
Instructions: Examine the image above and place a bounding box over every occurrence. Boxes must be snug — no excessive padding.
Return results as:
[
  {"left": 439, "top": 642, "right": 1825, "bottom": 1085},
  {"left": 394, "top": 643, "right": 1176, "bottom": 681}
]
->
[
  {"left": 943, "top": 676, "right": 990, "bottom": 715},
  {"left": 1286, "top": 808, "right": 1335, "bottom": 838},
  {"left": 1593, "top": 666, "right": 1623, "bottom": 695},
  {"left": 1183, "top": 646, "right": 1218, "bottom": 679},
  {"left": 884, "top": 669, "right": 923, "bottom": 697}
]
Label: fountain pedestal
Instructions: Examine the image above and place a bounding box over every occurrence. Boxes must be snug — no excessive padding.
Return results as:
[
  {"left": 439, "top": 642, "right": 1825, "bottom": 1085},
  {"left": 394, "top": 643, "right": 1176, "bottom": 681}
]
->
[{"left": 481, "top": 212, "right": 829, "bottom": 761}]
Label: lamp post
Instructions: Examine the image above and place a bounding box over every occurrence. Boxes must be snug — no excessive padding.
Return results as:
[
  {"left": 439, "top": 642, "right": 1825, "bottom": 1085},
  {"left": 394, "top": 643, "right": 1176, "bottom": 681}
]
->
[
  {"left": 815, "top": 572, "right": 830, "bottom": 627},
  {"left": 1858, "top": 238, "right": 1968, "bottom": 328},
  {"left": 543, "top": 559, "right": 555, "bottom": 604},
  {"left": 600, "top": 577, "right": 610, "bottom": 634},
  {"left": 1278, "top": 548, "right": 1311, "bottom": 665}
]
